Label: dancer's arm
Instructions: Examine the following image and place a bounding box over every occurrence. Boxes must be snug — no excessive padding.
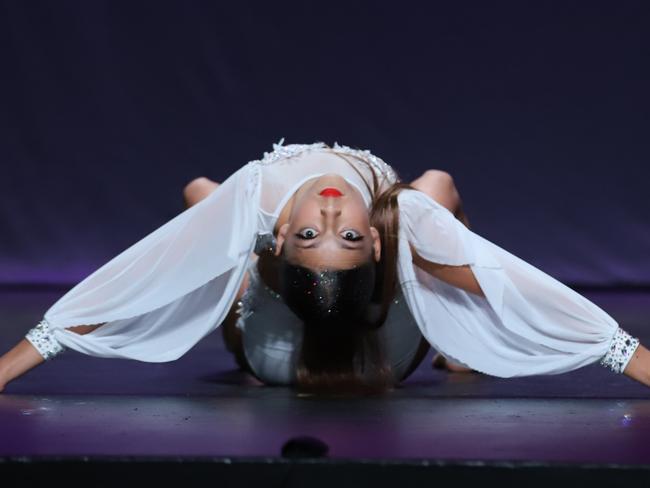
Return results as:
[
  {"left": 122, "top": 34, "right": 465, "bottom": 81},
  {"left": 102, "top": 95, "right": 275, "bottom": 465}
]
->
[
  {"left": 398, "top": 187, "right": 650, "bottom": 388},
  {"left": 1, "top": 168, "right": 257, "bottom": 393},
  {"left": 623, "top": 345, "right": 650, "bottom": 386},
  {"left": 0, "top": 339, "right": 44, "bottom": 392},
  {"left": 410, "top": 244, "right": 484, "bottom": 298},
  {"left": 1, "top": 177, "right": 223, "bottom": 392},
  {"left": 0, "top": 176, "right": 227, "bottom": 392},
  {"left": 0, "top": 324, "right": 100, "bottom": 392},
  {"left": 409, "top": 233, "right": 650, "bottom": 384}
]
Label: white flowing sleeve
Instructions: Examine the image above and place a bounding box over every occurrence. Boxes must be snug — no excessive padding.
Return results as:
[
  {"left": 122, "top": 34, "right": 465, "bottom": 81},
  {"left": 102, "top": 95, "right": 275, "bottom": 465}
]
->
[
  {"left": 25, "top": 162, "right": 262, "bottom": 362},
  {"left": 396, "top": 189, "right": 639, "bottom": 377}
]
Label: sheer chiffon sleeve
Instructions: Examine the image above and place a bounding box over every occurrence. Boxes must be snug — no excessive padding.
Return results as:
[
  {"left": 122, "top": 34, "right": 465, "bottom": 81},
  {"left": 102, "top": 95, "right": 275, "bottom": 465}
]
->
[
  {"left": 25, "top": 162, "right": 261, "bottom": 362},
  {"left": 396, "top": 189, "right": 639, "bottom": 377}
]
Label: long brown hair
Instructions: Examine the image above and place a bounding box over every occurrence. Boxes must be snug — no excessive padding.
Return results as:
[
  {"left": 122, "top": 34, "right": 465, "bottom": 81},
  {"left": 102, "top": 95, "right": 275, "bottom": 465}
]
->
[{"left": 277, "top": 146, "right": 415, "bottom": 396}]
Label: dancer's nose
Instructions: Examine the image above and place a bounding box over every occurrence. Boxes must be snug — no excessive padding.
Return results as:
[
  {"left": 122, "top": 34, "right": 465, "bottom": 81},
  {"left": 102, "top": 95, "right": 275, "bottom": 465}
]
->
[{"left": 320, "top": 207, "right": 342, "bottom": 217}]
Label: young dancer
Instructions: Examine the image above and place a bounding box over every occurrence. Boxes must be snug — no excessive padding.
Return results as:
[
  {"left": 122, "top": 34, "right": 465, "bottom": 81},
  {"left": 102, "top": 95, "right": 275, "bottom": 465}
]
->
[{"left": 1, "top": 139, "right": 647, "bottom": 393}]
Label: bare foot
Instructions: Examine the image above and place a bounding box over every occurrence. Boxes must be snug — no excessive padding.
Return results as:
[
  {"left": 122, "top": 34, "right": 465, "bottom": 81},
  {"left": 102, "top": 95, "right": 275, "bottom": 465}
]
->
[{"left": 432, "top": 352, "right": 476, "bottom": 373}]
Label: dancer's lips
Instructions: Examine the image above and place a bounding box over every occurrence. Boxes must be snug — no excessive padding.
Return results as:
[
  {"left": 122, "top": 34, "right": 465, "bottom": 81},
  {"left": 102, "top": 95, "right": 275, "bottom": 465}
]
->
[{"left": 319, "top": 187, "right": 343, "bottom": 197}]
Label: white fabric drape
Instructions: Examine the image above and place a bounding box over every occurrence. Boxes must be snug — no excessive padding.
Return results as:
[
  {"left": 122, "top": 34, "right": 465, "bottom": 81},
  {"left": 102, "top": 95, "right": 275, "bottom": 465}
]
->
[
  {"left": 29, "top": 140, "right": 622, "bottom": 378},
  {"left": 41, "top": 162, "right": 260, "bottom": 361},
  {"left": 396, "top": 189, "right": 619, "bottom": 377}
]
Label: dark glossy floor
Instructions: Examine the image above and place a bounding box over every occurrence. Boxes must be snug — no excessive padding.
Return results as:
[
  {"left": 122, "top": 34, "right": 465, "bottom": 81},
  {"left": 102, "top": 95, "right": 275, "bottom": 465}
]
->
[{"left": 1, "top": 288, "right": 650, "bottom": 465}]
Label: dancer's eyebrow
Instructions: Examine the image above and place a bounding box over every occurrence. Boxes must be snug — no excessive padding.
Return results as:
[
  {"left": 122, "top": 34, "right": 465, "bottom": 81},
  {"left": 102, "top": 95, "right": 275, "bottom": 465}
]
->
[{"left": 295, "top": 241, "right": 363, "bottom": 250}]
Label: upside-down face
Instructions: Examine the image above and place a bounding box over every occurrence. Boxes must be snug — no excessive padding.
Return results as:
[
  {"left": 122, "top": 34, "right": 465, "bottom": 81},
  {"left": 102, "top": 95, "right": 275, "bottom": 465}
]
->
[{"left": 275, "top": 173, "right": 381, "bottom": 270}]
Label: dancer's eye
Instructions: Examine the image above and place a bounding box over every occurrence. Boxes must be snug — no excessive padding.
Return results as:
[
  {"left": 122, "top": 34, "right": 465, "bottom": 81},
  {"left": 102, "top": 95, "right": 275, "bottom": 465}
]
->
[
  {"left": 296, "top": 228, "right": 318, "bottom": 239},
  {"left": 341, "top": 230, "right": 363, "bottom": 241}
]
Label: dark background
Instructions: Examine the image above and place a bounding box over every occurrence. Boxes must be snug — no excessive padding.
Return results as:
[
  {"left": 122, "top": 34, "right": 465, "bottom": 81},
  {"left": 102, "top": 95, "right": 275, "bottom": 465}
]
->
[{"left": 0, "top": 1, "right": 648, "bottom": 287}]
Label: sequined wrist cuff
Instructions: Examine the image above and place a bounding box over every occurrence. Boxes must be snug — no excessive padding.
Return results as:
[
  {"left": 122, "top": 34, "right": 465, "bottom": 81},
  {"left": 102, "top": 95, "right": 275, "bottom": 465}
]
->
[
  {"left": 25, "top": 318, "right": 66, "bottom": 361},
  {"left": 599, "top": 327, "right": 640, "bottom": 374}
]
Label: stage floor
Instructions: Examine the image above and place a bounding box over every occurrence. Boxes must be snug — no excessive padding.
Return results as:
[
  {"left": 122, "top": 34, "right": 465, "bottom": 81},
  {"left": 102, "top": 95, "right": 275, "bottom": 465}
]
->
[{"left": 1, "top": 288, "right": 650, "bottom": 465}]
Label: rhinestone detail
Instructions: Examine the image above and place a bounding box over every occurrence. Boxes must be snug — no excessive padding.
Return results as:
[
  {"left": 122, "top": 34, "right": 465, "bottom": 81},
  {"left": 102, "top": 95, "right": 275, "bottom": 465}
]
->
[
  {"left": 600, "top": 327, "right": 640, "bottom": 374},
  {"left": 25, "top": 318, "right": 66, "bottom": 361},
  {"left": 258, "top": 138, "right": 328, "bottom": 165},
  {"left": 331, "top": 141, "right": 398, "bottom": 184},
  {"left": 252, "top": 137, "right": 398, "bottom": 184}
]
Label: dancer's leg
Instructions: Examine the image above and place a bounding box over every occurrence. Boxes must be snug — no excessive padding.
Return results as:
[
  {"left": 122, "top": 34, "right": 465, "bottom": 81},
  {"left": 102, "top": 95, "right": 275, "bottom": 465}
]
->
[
  {"left": 409, "top": 170, "right": 476, "bottom": 373},
  {"left": 410, "top": 170, "right": 461, "bottom": 213}
]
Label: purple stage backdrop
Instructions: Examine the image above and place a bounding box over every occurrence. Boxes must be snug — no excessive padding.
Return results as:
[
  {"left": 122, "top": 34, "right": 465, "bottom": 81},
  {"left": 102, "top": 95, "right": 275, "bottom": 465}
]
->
[{"left": 0, "top": 1, "right": 648, "bottom": 287}]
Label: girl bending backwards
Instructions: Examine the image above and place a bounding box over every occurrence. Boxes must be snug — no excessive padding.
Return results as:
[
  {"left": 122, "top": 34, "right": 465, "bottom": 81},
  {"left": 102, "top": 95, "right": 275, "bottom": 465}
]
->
[{"left": 1, "top": 139, "right": 648, "bottom": 395}]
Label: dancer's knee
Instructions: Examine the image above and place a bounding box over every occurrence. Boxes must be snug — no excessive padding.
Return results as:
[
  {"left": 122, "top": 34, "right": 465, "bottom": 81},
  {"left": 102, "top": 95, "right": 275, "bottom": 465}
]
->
[
  {"left": 411, "top": 169, "right": 460, "bottom": 212},
  {"left": 183, "top": 177, "right": 219, "bottom": 206}
]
